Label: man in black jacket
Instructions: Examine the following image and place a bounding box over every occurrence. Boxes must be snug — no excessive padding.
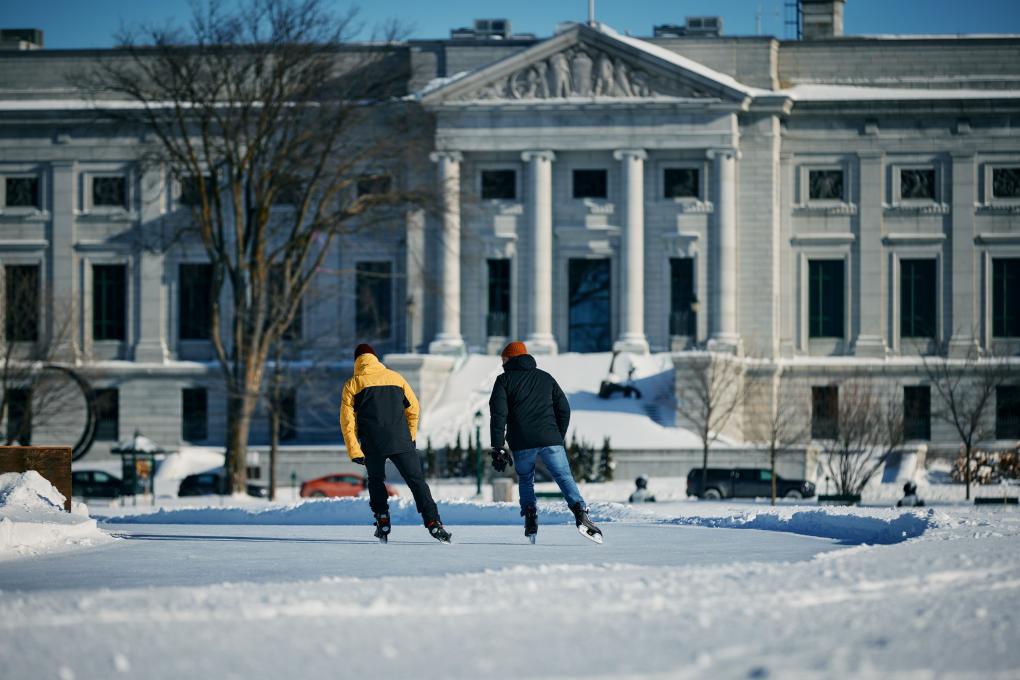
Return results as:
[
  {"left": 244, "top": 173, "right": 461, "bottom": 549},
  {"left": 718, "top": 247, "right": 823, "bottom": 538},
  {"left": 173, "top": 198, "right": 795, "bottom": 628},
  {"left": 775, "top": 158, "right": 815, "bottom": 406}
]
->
[{"left": 489, "top": 341, "right": 602, "bottom": 544}]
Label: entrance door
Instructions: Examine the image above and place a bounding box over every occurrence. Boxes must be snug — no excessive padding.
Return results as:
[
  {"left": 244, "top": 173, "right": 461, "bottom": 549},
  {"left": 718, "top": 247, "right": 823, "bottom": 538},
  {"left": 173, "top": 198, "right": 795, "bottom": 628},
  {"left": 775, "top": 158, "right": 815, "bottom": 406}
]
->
[{"left": 568, "top": 259, "right": 612, "bottom": 352}]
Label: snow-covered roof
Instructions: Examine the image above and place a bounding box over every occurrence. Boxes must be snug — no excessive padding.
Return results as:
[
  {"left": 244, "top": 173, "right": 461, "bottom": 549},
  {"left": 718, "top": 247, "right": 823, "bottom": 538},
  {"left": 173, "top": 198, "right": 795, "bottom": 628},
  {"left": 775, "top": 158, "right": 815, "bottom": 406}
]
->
[{"left": 784, "top": 84, "right": 1020, "bottom": 102}]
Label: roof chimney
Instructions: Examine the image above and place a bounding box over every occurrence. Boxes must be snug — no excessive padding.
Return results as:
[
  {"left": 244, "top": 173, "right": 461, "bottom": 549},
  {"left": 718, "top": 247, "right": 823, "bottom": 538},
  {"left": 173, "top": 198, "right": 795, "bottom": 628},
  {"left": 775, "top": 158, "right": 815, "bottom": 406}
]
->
[
  {"left": 801, "top": 0, "right": 845, "bottom": 39},
  {"left": 0, "top": 28, "right": 44, "bottom": 50}
]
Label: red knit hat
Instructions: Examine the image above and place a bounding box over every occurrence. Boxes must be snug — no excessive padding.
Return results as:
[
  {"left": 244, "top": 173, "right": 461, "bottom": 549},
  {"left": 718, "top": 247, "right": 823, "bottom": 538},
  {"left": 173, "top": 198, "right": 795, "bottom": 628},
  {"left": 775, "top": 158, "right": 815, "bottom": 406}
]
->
[
  {"left": 500, "top": 341, "right": 528, "bottom": 360},
  {"left": 354, "top": 343, "right": 377, "bottom": 360}
]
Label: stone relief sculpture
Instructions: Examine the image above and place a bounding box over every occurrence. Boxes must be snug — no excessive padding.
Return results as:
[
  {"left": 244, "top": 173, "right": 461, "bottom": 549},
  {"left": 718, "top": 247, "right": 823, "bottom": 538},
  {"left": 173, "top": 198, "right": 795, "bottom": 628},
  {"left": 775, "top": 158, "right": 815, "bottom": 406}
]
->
[{"left": 455, "top": 44, "right": 715, "bottom": 101}]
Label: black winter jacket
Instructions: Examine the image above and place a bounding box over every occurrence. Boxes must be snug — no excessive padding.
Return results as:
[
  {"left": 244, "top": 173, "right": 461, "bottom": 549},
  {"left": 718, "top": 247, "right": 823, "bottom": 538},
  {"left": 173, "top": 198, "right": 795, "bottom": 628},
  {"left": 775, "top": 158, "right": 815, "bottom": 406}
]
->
[{"left": 489, "top": 354, "right": 571, "bottom": 452}]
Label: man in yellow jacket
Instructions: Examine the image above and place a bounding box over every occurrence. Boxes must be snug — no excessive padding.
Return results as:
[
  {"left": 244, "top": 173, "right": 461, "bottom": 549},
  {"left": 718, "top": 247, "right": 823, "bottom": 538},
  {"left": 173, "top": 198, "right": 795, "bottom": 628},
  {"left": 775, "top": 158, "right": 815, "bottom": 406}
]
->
[{"left": 339, "top": 344, "right": 450, "bottom": 543}]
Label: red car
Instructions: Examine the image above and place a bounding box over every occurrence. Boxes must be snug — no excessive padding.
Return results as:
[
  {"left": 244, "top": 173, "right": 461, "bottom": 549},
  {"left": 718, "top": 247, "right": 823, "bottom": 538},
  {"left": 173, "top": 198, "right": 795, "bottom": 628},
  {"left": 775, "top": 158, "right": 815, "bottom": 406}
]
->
[{"left": 299, "top": 473, "right": 397, "bottom": 498}]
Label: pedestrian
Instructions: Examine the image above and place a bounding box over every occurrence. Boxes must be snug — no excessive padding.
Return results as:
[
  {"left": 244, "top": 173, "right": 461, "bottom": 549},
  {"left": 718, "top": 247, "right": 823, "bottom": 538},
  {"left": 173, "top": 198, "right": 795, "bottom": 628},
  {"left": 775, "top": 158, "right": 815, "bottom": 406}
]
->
[
  {"left": 488, "top": 341, "right": 603, "bottom": 544},
  {"left": 339, "top": 343, "right": 451, "bottom": 544},
  {"left": 629, "top": 475, "right": 656, "bottom": 503}
]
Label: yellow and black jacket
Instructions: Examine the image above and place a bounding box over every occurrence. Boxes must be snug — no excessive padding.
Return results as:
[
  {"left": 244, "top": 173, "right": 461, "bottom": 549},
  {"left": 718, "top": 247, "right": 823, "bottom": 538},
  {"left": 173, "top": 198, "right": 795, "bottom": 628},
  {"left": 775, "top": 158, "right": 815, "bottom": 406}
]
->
[{"left": 339, "top": 353, "right": 420, "bottom": 460}]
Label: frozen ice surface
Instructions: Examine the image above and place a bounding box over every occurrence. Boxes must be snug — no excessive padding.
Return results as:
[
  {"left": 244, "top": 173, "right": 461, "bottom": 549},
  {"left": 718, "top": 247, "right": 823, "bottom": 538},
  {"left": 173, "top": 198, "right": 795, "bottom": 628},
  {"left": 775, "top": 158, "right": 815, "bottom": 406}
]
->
[{"left": 1, "top": 496, "right": 1018, "bottom": 679}]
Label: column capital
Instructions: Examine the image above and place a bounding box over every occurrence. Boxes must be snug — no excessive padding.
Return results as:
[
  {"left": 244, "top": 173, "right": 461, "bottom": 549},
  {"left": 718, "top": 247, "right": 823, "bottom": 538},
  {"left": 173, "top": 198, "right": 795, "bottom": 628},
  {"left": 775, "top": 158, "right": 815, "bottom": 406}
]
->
[
  {"left": 521, "top": 150, "right": 556, "bottom": 163},
  {"left": 429, "top": 150, "right": 463, "bottom": 164},
  {"left": 613, "top": 148, "right": 647, "bottom": 162},
  {"left": 706, "top": 147, "right": 741, "bottom": 161}
]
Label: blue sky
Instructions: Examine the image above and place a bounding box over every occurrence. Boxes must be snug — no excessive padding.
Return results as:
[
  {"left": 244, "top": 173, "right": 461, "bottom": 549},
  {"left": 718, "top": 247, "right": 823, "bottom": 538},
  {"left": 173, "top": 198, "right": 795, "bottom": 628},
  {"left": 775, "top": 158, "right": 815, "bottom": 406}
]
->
[{"left": 3, "top": 0, "right": 1020, "bottom": 48}]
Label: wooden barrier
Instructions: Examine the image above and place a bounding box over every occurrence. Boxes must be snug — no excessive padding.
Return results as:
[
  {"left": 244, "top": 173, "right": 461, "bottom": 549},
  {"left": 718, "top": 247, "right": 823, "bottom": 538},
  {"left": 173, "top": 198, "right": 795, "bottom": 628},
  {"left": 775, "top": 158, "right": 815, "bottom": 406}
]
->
[{"left": 0, "top": 446, "right": 73, "bottom": 512}]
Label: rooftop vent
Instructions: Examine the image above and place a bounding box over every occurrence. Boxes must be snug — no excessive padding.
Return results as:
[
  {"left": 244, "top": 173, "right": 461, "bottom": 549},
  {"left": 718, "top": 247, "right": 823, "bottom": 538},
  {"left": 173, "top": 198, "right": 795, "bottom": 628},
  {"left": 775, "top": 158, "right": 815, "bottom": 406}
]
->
[
  {"left": 0, "top": 28, "right": 43, "bottom": 50},
  {"left": 800, "top": 0, "right": 845, "bottom": 39},
  {"left": 451, "top": 18, "right": 513, "bottom": 40},
  {"left": 653, "top": 16, "right": 723, "bottom": 38}
]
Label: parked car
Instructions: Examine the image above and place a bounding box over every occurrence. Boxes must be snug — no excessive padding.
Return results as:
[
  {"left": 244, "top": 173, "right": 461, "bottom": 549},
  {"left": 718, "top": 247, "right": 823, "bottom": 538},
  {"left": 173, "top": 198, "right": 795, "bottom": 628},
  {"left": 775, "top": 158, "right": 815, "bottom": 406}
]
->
[
  {"left": 686, "top": 467, "right": 816, "bottom": 500},
  {"left": 300, "top": 473, "right": 397, "bottom": 498},
  {"left": 178, "top": 471, "right": 268, "bottom": 498},
  {"left": 71, "top": 470, "right": 122, "bottom": 499}
]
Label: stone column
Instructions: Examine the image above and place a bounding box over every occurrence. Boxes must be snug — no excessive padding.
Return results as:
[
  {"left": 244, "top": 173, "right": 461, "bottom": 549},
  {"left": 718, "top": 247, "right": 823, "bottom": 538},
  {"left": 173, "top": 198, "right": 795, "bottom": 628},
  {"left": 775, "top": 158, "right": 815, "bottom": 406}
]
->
[
  {"left": 708, "top": 148, "right": 740, "bottom": 352},
  {"left": 613, "top": 149, "right": 650, "bottom": 354},
  {"left": 428, "top": 151, "right": 465, "bottom": 355},
  {"left": 853, "top": 151, "right": 887, "bottom": 357},
  {"left": 949, "top": 153, "right": 979, "bottom": 356},
  {"left": 48, "top": 161, "right": 78, "bottom": 358},
  {"left": 404, "top": 207, "right": 426, "bottom": 353},
  {"left": 134, "top": 167, "right": 169, "bottom": 362},
  {"left": 522, "top": 150, "right": 558, "bottom": 354}
]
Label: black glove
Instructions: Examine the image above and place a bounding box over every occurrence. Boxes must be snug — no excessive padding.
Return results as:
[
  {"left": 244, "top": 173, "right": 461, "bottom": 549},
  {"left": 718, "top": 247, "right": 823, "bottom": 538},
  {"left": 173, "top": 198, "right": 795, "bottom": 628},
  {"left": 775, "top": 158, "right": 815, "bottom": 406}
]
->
[
  {"left": 352, "top": 456, "right": 366, "bottom": 466},
  {"left": 490, "top": 447, "right": 512, "bottom": 472}
]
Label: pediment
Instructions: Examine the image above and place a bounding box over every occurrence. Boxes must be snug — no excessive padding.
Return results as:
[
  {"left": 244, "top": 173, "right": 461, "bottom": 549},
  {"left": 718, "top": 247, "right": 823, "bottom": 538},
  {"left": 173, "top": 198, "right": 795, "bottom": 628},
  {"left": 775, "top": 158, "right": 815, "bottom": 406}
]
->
[{"left": 422, "top": 23, "right": 753, "bottom": 105}]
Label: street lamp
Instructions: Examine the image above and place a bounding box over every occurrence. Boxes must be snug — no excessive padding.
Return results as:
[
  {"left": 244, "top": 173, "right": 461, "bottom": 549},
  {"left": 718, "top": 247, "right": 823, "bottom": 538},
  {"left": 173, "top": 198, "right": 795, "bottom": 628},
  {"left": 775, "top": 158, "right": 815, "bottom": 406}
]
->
[{"left": 473, "top": 409, "right": 483, "bottom": 496}]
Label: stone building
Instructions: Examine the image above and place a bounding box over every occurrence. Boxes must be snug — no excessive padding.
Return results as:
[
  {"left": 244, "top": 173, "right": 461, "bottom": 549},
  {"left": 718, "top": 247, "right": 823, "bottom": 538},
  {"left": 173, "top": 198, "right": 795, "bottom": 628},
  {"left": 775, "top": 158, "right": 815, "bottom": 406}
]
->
[{"left": 0, "top": 0, "right": 1018, "bottom": 467}]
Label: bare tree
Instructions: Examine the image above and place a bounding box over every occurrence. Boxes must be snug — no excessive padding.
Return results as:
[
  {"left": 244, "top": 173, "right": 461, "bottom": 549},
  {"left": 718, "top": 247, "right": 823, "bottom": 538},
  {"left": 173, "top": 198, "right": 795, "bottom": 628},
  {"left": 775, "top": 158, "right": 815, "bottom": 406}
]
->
[
  {"left": 920, "top": 343, "right": 1011, "bottom": 500},
  {"left": 817, "top": 378, "right": 905, "bottom": 497},
  {"left": 677, "top": 352, "right": 746, "bottom": 496},
  {"left": 84, "top": 0, "right": 433, "bottom": 491},
  {"left": 746, "top": 367, "right": 807, "bottom": 505}
]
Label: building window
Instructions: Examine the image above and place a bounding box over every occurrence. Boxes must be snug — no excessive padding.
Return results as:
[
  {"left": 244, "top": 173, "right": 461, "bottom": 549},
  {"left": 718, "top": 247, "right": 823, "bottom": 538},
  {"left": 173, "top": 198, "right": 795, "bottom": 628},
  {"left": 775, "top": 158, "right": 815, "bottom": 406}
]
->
[
  {"left": 92, "top": 176, "right": 127, "bottom": 208},
  {"left": 486, "top": 259, "right": 511, "bottom": 337},
  {"left": 356, "top": 174, "right": 392, "bottom": 197},
  {"left": 992, "top": 258, "right": 1020, "bottom": 338},
  {"left": 180, "top": 175, "right": 214, "bottom": 206},
  {"left": 808, "top": 260, "right": 844, "bottom": 338},
  {"left": 573, "top": 169, "right": 607, "bottom": 199},
  {"left": 481, "top": 170, "right": 516, "bottom": 200},
  {"left": 996, "top": 386, "right": 1020, "bottom": 440},
  {"left": 811, "top": 386, "right": 839, "bottom": 440},
  {"left": 247, "top": 465, "right": 262, "bottom": 480},
  {"left": 4, "top": 176, "right": 40, "bottom": 208},
  {"left": 94, "top": 388, "right": 119, "bottom": 442},
  {"left": 900, "top": 259, "right": 937, "bottom": 339},
  {"left": 179, "top": 264, "right": 213, "bottom": 340},
  {"left": 280, "top": 388, "right": 297, "bottom": 442},
  {"left": 664, "top": 168, "right": 699, "bottom": 199},
  {"left": 669, "top": 257, "right": 696, "bottom": 336},
  {"left": 903, "top": 386, "right": 931, "bottom": 441},
  {"left": 93, "top": 264, "right": 127, "bottom": 341},
  {"left": 355, "top": 262, "right": 392, "bottom": 339},
  {"left": 992, "top": 167, "right": 1020, "bottom": 199},
  {"left": 5, "top": 388, "right": 31, "bottom": 445},
  {"left": 808, "top": 169, "right": 843, "bottom": 201},
  {"left": 182, "top": 388, "right": 208, "bottom": 442},
  {"left": 4, "top": 265, "right": 40, "bottom": 342},
  {"left": 900, "top": 169, "right": 936, "bottom": 201}
]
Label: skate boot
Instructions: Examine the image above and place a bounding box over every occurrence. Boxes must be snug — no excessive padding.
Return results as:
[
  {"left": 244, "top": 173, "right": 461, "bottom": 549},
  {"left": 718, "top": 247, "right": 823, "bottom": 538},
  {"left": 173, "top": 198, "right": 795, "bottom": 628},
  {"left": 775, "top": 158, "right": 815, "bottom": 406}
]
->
[
  {"left": 570, "top": 503, "right": 603, "bottom": 544},
  {"left": 374, "top": 512, "right": 391, "bottom": 543},
  {"left": 522, "top": 505, "right": 538, "bottom": 544},
  {"left": 426, "top": 520, "right": 452, "bottom": 544}
]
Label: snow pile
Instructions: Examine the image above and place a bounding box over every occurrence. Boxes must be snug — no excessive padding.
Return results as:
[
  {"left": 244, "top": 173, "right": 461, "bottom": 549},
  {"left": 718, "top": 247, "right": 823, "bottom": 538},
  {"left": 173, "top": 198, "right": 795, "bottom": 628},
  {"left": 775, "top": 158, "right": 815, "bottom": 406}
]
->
[
  {"left": 419, "top": 351, "right": 706, "bottom": 450},
  {"left": 0, "top": 471, "right": 112, "bottom": 559},
  {"left": 662, "top": 506, "right": 947, "bottom": 544},
  {"left": 102, "top": 497, "right": 650, "bottom": 526},
  {"left": 152, "top": 446, "right": 226, "bottom": 497}
]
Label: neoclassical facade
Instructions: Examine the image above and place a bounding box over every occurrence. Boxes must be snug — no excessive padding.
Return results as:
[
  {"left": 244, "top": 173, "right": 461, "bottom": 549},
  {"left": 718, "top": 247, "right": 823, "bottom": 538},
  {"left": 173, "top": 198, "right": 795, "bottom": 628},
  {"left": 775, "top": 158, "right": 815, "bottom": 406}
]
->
[{"left": 1, "top": 16, "right": 1019, "bottom": 458}]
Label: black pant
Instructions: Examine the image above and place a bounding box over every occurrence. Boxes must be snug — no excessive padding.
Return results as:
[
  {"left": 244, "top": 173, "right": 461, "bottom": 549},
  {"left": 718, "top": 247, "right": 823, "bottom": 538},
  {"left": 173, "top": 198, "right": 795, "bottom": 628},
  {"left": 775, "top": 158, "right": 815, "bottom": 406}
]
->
[{"left": 365, "top": 449, "right": 439, "bottom": 524}]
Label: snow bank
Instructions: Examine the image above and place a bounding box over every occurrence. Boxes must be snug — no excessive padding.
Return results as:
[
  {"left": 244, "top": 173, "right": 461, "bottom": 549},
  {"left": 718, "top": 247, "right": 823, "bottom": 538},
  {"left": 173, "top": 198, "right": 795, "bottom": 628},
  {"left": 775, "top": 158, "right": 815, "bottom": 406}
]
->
[
  {"left": 0, "top": 471, "right": 112, "bottom": 559},
  {"left": 663, "top": 506, "right": 947, "bottom": 545},
  {"left": 102, "top": 497, "right": 649, "bottom": 526},
  {"left": 418, "top": 351, "right": 707, "bottom": 450}
]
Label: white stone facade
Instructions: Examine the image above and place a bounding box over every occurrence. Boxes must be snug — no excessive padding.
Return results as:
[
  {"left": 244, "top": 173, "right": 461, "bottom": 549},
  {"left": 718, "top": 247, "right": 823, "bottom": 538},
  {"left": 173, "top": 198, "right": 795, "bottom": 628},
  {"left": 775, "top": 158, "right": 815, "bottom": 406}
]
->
[{"left": 1, "top": 22, "right": 1019, "bottom": 460}]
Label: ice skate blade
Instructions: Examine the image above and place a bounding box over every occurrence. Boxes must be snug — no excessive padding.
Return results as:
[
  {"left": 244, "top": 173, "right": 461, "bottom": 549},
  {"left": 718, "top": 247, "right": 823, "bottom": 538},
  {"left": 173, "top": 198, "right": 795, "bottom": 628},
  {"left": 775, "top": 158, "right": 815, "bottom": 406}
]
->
[
  {"left": 577, "top": 524, "right": 603, "bottom": 544},
  {"left": 527, "top": 534, "right": 536, "bottom": 544}
]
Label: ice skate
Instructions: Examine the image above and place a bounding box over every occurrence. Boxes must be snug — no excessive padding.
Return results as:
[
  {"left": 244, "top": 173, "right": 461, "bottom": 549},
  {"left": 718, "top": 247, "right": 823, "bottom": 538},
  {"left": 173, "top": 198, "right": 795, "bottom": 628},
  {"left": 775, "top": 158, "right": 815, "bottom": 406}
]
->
[
  {"left": 523, "top": 505, "right": 538, "bottom": 544},
  {"left": 374, "top": 512, "right": 391, "bottom": 543},
  {"left": 427, "top": 520, "right": 452, "bottom": 544},
  {"left": 571, "top": 503, "right": 603, "bottom": 544}
]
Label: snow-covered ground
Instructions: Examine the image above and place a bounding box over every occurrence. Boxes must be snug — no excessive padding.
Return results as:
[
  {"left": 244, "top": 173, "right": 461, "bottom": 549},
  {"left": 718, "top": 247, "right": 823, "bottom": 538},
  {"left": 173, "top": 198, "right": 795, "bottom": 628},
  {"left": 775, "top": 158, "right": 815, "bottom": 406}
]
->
[{"left": 1, "top": 482, "right": 1019, "bottom": 679}]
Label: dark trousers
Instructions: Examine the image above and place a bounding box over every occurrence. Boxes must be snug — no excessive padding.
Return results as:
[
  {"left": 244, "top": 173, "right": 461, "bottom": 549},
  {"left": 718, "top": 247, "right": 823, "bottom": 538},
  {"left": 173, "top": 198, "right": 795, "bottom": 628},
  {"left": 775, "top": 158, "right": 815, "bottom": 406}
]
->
[{"left": 365, "top": 449, "right": 439, "bottom": 524}]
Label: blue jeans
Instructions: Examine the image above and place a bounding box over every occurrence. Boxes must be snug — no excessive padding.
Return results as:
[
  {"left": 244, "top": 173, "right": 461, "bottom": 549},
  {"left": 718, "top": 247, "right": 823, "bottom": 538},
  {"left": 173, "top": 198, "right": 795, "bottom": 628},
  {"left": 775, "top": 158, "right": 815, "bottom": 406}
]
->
[{"left": 514, "top": 445, "right": 585, "bottom": 511}]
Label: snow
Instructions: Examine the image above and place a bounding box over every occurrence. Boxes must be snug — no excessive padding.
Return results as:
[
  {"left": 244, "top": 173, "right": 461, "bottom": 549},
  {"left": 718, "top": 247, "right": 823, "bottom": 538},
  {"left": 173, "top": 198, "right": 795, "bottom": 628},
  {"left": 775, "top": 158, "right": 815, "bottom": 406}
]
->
[
  {"left": 0, "top": 472, "right": 112, "bottom": 560},
  {"left": 1, "top": 498, "right": 1018, "bottom": 678},
  {"left": 418, "top": 351, "right": 709, "bottom": 450},
  {"left": 784, "top": 83, "right": 1020, "bottom": 102}
]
